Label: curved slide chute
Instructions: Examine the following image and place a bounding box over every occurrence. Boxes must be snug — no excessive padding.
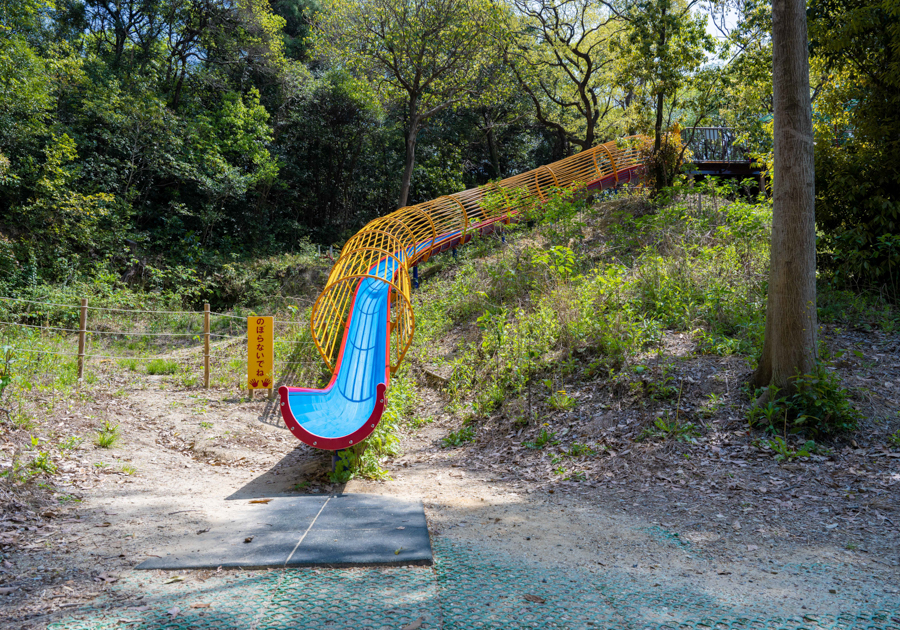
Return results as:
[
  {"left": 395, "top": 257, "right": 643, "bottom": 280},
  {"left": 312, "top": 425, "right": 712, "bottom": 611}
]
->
[{"left": 280, "top": 136, "right": 650, "bottom": 450}]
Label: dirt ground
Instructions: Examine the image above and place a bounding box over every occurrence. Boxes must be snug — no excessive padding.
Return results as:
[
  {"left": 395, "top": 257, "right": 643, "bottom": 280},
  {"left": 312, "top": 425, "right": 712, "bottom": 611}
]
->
[{"left": 0, "top": 325, "right": 899, "bottom": 628}]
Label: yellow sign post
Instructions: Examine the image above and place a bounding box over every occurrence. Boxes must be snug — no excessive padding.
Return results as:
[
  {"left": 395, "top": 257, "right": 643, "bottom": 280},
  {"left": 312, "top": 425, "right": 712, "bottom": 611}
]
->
[{"left": 247, "top": 316, "right": 274, "bottom": 394}]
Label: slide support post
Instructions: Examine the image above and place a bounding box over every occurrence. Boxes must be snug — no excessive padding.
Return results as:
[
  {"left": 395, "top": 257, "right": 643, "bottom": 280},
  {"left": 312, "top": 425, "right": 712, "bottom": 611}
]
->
[{"left": 413, "top": 265, "right": 419, "bottom": 289}]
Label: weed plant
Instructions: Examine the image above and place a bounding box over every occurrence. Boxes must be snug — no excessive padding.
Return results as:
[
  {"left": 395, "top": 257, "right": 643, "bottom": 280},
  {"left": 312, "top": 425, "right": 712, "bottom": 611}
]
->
[
  {"left": 329, "top": 368, "right": 412, "bottom": 482},
  {"left": 95, "top": 420, "right": 120, "bottom": 448},
  {"left": 413, "top": 181, "right": 773, "bottom": 421},
  {"left": 524, "top": 427, "right": 559, "bottom": 449},
  {"left": 441, "top": 425, "right": 476, "bottom": 448},
  {"left": 636, "top": 415, "right": 701, "bottom": 443},
  {"left": 748, "top": 362, "right": 860, "bottom": 437},
  {"left": 889, "top": 430, "right": 900, "bottom": 448}
]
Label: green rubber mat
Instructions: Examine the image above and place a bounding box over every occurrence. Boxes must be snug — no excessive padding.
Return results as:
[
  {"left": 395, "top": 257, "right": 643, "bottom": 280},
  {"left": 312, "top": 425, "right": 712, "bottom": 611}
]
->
[{"left": 50, "top": 538, "right": 900, "bottom": 630}]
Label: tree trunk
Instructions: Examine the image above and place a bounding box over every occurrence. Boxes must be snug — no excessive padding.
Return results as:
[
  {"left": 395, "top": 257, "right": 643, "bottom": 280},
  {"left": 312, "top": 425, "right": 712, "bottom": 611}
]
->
[
  {"left": 652, "top": 5, "right": 668, "bottom": 194},
  {"left": 487, "top": 121, "right": 503, "bottom": 179},
  {"left": 653, "top": 89, "right": 666, "bottom": 191},
  {"left": 399, "top": 102, "right": 420, "bottom": 208},
  {"left": 752, "top": 0, "right": 817, "bottom": 395}
]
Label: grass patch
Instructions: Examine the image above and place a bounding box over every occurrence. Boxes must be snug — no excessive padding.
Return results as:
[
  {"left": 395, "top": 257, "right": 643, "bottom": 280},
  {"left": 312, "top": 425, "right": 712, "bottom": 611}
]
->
[
  {"left": 95, "top": 420, "right": 120, "bottom": 448},
  {"left": 118, "top": 358, "right": 140, "bottom": 372},
  {"left": 413, "top": 184, "right": 770, "bottom": 422},
  {"left": 146, "top": 359, "right": 180, "bottom": 375},
  {"left": 441, "top": 425, "right": 476, "bottom": 448}
]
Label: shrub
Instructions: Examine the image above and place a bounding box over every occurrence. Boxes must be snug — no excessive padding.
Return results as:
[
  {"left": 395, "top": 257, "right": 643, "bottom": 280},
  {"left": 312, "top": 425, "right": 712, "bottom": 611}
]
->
[{"left": 749, "top": 363, "right": 860, "bottom": 437}]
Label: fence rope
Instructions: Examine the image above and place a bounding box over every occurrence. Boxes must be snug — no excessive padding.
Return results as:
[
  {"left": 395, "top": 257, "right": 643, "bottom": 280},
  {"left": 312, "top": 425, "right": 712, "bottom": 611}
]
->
[
  {"left": 1, "top": 297, "right": 311, "bottom": 321},
  {"left": 0, "top": 325, "right": 311, "bottom": 343},
  {"left": 6, "top": 347, "right": 320, "bottom": 363},
  {"left": 0, "top": 321, "right": 81, "bottom": 333}
]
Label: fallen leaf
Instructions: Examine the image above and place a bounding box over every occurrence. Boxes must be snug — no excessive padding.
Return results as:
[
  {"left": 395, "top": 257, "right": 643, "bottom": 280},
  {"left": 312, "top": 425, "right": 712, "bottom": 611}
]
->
[
  {"left": 717, "top": 570, "right": 732, "bottom": 575},
  {"left": 244, "top": 536, "right": 254, "bottom": 543},
  {"left": 190, "top": 603, "right": 211, "bottom": 609},
  {"left": 249, "top": 499, "right": 272, "bottom": 504},
  {"left": 0, "top": 586, "right": 17, "bottom": 595},
  {"left": 524, "top": 594, "right": 546, "bottom": 604},
  {"left": 96, "top": 522, "right": 111, "bottom": 528},
  {"left": 167, "top": 606, "right": 180, "bottom": 617},
  {"left": 196, "top": 528, "right": 210, "bottom": 535},
  {"left": 163, "top": 576, "right": 185, "bottom": 584},
  {"left": 401, "top": 617, "right": 424, "bottom": 630},
  {"left": 394, "top": 547, "right": 404, "bottom": 555}
]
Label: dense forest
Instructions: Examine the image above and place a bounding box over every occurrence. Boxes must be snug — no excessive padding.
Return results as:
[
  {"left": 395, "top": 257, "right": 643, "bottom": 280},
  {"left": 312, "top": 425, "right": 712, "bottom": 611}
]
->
[{"left": 0, "top": 0, "right": 897, "bottom": 304}]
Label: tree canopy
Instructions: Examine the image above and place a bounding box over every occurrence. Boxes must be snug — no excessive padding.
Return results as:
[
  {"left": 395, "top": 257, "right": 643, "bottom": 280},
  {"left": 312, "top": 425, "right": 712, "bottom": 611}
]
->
[{"left": 0, "top": 0, "right": 897, "bottom": 303}]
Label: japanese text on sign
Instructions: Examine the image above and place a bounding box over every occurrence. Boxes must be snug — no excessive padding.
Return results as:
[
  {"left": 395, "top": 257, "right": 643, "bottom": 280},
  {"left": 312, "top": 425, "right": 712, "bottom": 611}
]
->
[{"left": 247, "top": 316, "right": 274, "bottom": 389}]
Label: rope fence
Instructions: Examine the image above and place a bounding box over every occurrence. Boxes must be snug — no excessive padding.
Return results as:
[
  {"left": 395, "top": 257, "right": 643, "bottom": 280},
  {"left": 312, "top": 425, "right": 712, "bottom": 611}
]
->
[{"left": 0, "top": 297, "right": 317, "bottom": 388}]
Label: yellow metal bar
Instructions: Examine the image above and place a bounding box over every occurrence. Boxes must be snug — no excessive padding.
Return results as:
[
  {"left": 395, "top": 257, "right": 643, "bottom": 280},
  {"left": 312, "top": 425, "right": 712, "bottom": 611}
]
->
[{"left": 308, "top": 135, "right": 651, "bottom": 376}]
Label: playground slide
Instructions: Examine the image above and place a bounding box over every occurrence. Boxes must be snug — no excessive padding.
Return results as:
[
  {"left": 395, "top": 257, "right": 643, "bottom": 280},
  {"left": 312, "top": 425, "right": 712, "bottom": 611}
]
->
[{"left": 280, "top": 136, "right": 649, "bottom": 450}]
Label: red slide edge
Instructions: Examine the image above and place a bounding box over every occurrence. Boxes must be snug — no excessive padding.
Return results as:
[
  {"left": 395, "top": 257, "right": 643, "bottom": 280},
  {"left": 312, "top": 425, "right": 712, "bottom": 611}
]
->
[{"left": 278, "top": 383, "right": 386, "bottom": 451}]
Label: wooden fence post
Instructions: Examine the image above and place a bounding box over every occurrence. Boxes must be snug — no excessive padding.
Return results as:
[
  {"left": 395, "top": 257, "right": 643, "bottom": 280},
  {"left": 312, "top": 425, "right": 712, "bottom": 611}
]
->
[
  {"left": 77, "top": 298, "right": 87, "bottom": 380},
  {"left": 203, "top": 303, "right": 210, "bottom": 389}
]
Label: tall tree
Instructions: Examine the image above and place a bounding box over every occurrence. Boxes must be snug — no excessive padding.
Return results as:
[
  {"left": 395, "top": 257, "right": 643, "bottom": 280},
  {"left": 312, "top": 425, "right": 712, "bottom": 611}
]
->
[
  {"left": 752, "top": 0, "right": 817, "bottom": 395},
  {"left": 313, "top": 0, "right": 502, "bottom": 207},
  {"left": 616, "top": 0, "right": 712, "bottom": 188},
  {"left": 504, "top": 0, "right": 624, "bottom": 153}
]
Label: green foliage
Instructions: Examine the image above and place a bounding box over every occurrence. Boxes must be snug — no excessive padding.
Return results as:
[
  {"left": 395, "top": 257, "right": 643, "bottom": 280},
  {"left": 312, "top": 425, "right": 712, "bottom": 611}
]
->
[
  {"left": 809, "top": 0, "right": 900, "bottom": 296},
  {"left": 146, "top": 359, "right": 180, "bottom": 375},
  {"left": 95, "top": 420, "right": 120, "bottom": 448},
  {"left": 523, "top": 427, "right": 558, "bottom": 450},
  {"left": 636, "top": 415, "right": 700, "bottom": 443},
  {"left": 889, "top": 430, "right": 900, "bottom": 448},
  {"left": 504, "top": 0, "right": 624, "bottom": 150},
  {"left": 59, "top": 436, "right": 83, "bottom": 451},
  {"left": 415, "top": 186, "right": 770, "bottom": 424},
  {"left": 761, "top": 436, "right": 825, "bottom": 462},
  {"left": 546, "top": 390, "right": 576, "bottom": 411},
  {"left": 329, "top": 369, "right": 409, "bottom": 482},
  {"left": 441, "top": 425, "right": 476, "bottom": 448},
  {"left": 749, "top": 364, "right": 860, "bottom": 437},
  {"left": 28, "top": 450, "right": 57, "bottom": 474},
  {"left": 563, "top": 442, "right": 594, "bottom": 457},
  {"left": 0, "top": 345, "right": 12, "bottom": 402}
]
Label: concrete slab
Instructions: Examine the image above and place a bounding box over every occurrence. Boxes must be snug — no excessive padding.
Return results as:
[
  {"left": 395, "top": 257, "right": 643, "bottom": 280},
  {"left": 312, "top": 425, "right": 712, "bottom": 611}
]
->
[
  {"left": 135, "top": 494, "right": 431, "bottom": 571},
  {"left": 287, "top": 526, "right": 432, "bottom": 567},
  {"left": 138, "top": 530, "right": 306, "bottom": 570}
]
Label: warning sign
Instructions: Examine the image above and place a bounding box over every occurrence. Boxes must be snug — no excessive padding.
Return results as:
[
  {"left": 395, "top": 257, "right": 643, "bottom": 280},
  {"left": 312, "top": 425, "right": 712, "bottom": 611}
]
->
[{"left": 247, "top": 316, "right": 274, "bottom": 390}]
